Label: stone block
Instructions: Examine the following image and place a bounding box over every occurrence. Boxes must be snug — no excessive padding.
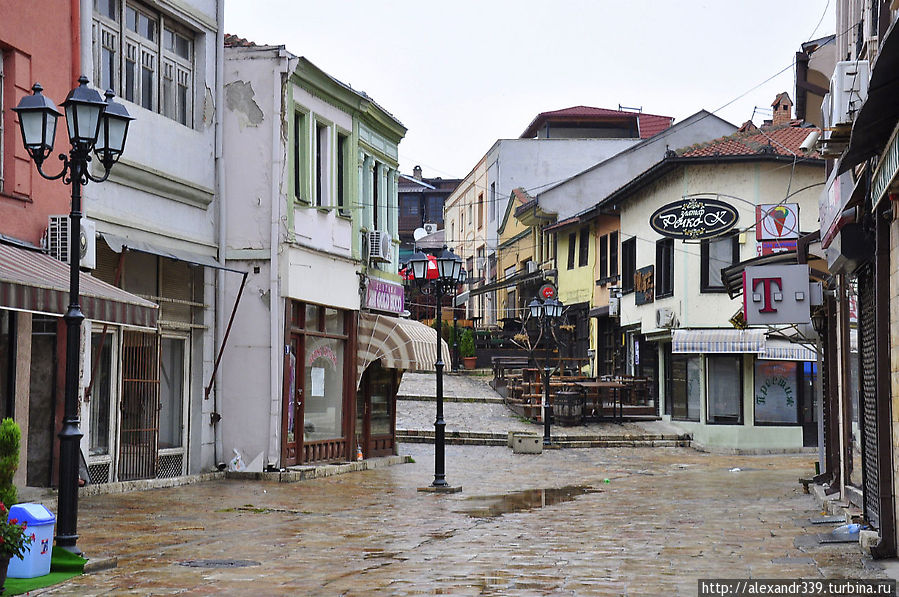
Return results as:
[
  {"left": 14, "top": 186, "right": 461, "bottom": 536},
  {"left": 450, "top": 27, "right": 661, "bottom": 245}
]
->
[{"left": 511, "top": 434, "right": 543, "bottom": 454}]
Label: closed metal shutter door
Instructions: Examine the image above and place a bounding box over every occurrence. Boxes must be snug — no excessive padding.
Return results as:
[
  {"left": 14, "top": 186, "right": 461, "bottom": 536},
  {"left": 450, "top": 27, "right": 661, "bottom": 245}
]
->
[{"left": 858, "top": 263, "right": 880, "bottom": 530}]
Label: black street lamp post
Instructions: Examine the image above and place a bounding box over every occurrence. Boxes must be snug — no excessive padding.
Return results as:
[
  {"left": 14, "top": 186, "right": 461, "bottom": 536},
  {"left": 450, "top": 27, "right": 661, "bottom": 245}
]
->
[
  {"left": 406, "top": 246, "right": 465, "bottom": 491},
  {"left": 14, "top": 76, "right": 133, "bottom": 554},
  {"left": 527, "top": 296, "right": 564, "bottom": 445}
]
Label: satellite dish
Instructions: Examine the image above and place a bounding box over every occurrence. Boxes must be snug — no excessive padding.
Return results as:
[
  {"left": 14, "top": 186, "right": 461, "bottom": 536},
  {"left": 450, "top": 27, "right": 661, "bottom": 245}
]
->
[{"left": 413, "top": 227, "right": 428, "bottom": 241}]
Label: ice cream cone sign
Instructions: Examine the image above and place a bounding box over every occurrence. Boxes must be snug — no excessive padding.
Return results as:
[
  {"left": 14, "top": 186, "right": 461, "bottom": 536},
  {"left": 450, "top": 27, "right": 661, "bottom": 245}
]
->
[{"left": 756, "top": 203, "right": 799, "bottom": 241}]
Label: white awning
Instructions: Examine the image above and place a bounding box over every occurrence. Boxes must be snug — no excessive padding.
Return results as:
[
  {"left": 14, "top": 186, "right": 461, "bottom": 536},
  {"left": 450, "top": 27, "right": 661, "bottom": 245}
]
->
[
  {"left": 759, "top": 339, "right": 818, "bottom": 361},
  {"left": 672, "top": 329, "right": 766, "bottom": 354},
  {"left": 357, "top": 313, "right": 450, "bottom": 386}
]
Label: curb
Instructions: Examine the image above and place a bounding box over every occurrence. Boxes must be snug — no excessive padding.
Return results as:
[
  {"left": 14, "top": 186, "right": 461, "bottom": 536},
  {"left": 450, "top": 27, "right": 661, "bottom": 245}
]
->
[
  {"left": 225, "top": 455, "right": 412, "bottom": 483},
  {"left": 397, "top": 395, "right": 505, "bottom": 404},
  {"left": 397, "top": 429, "right": 691, "bottom": 448}
]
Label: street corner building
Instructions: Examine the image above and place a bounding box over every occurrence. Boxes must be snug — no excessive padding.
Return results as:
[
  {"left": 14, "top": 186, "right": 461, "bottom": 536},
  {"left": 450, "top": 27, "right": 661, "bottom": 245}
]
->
[{"left": 220, "top": 37, "right": 445, "bottom": 469}]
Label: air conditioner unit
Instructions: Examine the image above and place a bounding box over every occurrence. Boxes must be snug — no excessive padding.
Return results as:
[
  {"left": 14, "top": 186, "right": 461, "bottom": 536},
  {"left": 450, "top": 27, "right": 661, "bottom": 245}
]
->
[
  {"left": 47, "top": 216, "right": 96, "bottom": 270},
  {"left": 609, "top": 295, "right": 620, "bottom": 318},
  {"left": 830, "top": 60, "right": 869, "bottom": 128},
  {"left": 526, "top": 261, "right": 538, "bottom": 273},
  {"left": 656, "top": 307, "right": 679, "bottom": 329},
  {"left": 422, "top": 222, "right": 438, "bottom": 236},
  {"left": 367, "top": 230, "right": 392, "bottom": 263}
]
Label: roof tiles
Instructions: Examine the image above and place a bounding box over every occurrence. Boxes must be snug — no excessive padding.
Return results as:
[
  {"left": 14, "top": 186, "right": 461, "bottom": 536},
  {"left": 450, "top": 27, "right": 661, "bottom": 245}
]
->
[{"left": 679, "top": 123, "right": 820, "bottom": 158}]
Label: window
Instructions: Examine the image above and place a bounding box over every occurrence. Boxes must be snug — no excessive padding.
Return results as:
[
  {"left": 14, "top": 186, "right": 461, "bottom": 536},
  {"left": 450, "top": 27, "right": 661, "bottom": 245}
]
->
[
  {"left": 489, "top": 182, "right": 496, "bottom": 222},
  {"left": 578, "top": 226, "right": 589, "bottom": 267},
  {"left": 701, "top": 235, "right": 739, "bottom": 292},
  {"left": 467, "top": 201, "right": 473, "bottom": 230},
  {"left": 337, "top": 132, "right": 348, "bottom": 215},
  {"left": 478, "top": 193, "right": 484, "bottom": 229},
  {"left": 94, "top": 0, "right": 195, "bottom": 125},
  {"left": 609, "top": 232, "right": 619, "bottom": 278},
  {"left": 293, "top": 112, "right": 305, "bottom": 200},
  {"left": 707, "top": 356, "right": 743, "bottom": 424},
  {"left": 567, "top": 232, "right": 576, "bottom": 270},
  {"left": 372, "top": 163, "right": 380, "bottom": 228},
  {"left": 754, "top": 360, "right": 800, "bottom": 425},
  {"left": 599, "top": 234, "right": 608, "bottom": 279},
  {"left": 427, "top": 196, "right": 443, "bottom": 224},
  {"left": 621, "top": 237, "right": 636, "bottom": 293},
  {"left": 669, "top": 351, "right": 700, "bottom": 421},
  {"left": 655, "top": 238, "right": 674, "bottom": 298},
  {"left": 314, "top": 122, "right": 330, "bottom": 207}
]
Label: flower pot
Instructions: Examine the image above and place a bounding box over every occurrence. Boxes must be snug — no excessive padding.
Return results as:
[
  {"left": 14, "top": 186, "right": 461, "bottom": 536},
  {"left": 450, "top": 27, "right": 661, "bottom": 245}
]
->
[
  {"left": 463, "top": 356, "right": 477, "bottom": 370},
  {"left": 0, "top": 555, "right": 10, "bottom": 594}
]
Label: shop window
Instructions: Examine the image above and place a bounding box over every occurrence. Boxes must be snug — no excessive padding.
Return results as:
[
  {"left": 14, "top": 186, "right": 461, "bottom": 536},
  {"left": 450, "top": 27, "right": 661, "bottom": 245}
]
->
[
  {"left": 656, "top": 238, "right": 674, "bottom": 298},
  {"left": 707, "top": 355, "right": 743, "bottom": 424},
  {"left": 669, "top": 352, "right": 700, "bottom": 421},
  {"left": 754, "top": 360, "right": 799, "bottom": 424},
  {"left": 578, "top": 226, "right": 589, "bottom": 267},
  {"left": 621, "top": 237, "right": 636, "bottom": 293},
  {"left": 700, "top": 235, "right": 739, "bottom": 292},
  {"left": 93, "top": 0, "right": 195, "bottom": 125},
  {"left": 304, "top": 337, "right": 345, "bottom": 441},
  {"left": 89, "top": 333, "right": 115, "bottom": 457}
]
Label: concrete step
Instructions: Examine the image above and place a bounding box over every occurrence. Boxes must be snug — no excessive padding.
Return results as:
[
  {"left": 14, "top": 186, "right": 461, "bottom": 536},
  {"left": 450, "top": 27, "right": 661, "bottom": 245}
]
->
[
  {"left": 396, "top": 429, "right": 691, "bottom": 448},
  {"left": 397, "top": 395, "right": 505, "bottom": 404}
]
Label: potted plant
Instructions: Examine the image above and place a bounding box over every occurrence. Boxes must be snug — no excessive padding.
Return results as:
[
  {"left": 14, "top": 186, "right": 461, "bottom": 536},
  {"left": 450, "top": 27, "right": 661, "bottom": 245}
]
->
[
  {"left": 0, "top": 418, "right": 30, "bottom": 590},
  {"left": 460, "top": 329, "right": 477, "bottom": 369}
]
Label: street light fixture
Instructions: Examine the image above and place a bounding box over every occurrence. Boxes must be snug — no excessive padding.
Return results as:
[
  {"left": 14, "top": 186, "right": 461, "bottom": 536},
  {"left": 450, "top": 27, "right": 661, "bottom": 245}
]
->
[
  {"left": 13, "top": 76, "right": 133, "bottom": 554},
  {"left": 406, "top": 245, "right": 465, "bottom": 491},
  {"left": 528, "top": 296, "right": 565, "bottom": 445}
]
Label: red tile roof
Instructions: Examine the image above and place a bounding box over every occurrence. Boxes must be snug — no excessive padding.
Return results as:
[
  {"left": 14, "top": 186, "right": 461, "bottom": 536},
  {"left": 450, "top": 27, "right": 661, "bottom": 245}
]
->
[
  {"left": 679, "top": 122, "right": 820, "bottom": 158},
  {"left": 224, "top": 34, "right": 258, "bottom": 48},
  {"left": 511, "top": 187, "right": 533, "bottom": 204},
  {"left": 520, "top": 106, "right": 673, "bottom": 139}
]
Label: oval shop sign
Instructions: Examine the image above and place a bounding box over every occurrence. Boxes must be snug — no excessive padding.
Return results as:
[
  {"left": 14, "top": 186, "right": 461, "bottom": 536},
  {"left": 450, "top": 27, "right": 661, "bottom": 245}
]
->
[{"left": 649, "top": 196, "right": 739, "bottom": 240}]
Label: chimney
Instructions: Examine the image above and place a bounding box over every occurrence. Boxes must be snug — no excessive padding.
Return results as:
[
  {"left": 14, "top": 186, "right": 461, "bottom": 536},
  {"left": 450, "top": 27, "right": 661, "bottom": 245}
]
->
[
  {"left": 413, "top": 165, "right": 423, "bottom": 180},
  {"left": 771, "top": 92, "right": 793, "bottom": 127}
]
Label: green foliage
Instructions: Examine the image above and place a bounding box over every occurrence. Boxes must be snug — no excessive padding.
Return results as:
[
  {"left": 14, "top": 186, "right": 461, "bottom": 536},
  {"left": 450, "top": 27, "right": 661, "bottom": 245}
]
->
[
  {"left": 460, "top": 329, "right": 475, "bottom": 358},
  {"left": 0, "top": 418, "right": 20, "bottom": 508}
]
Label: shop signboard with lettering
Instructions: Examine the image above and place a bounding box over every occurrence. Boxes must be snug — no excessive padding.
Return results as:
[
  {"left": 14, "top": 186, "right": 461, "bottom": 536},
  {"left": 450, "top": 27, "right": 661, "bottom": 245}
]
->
[
  {"left": 635, "top": 265, "right": 655, "bottom": 305},
  {"left": 742, "top": 264, "right": 811, "bottom": 325},
  {"left": 649, "top": 195, "right": 739, "bottom": 240},
  {"left": 365, "top": 277, "right": 404, "bottom": 314}
]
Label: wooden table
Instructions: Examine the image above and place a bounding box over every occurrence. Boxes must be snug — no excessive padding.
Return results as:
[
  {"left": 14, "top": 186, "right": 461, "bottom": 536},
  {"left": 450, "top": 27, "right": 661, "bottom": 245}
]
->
[{"left": 569, "top": 381, "right": 628, "bottom": 422}]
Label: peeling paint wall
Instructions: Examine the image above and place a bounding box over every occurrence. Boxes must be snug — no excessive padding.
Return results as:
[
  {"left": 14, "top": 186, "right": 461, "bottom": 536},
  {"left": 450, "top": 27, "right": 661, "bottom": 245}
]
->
[{"left": 225, "top": 80, "right": 265, "bottom": 127}]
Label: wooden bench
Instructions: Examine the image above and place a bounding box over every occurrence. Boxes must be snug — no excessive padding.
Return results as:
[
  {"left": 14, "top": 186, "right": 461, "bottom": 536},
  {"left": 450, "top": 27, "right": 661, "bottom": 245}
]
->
[{"left": 492, "top": 356, "right": 530, "bottom": 379}]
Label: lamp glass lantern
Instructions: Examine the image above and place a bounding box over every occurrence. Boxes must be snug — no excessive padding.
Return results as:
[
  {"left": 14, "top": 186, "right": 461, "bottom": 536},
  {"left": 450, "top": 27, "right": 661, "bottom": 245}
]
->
[
  {"left": 94, "top": 90, "right": 134, "bottom": 168},
  {"left": 408, "top": 249, "right": 430, "bottom": 283},
  {"left": 544, "top": 298, "right": 563, "bottom": 319},
  {"left": 12, "top": 83, "right": 61, "bottom": 163},
  {"left": 61, "top": 75, "right": 107, "bottom": 148},
  {"left": 528, "top": 298, "right": 543, "bottom": 319},
  {"left": 436, "top": 246, "right": 461, "bottom": 282}
]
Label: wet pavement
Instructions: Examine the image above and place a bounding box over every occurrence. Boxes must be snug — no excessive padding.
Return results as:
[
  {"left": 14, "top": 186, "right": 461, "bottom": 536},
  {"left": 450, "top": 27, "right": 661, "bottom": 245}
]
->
[{"left": 41, "top": 444, "right": 884, "bottom": 596}]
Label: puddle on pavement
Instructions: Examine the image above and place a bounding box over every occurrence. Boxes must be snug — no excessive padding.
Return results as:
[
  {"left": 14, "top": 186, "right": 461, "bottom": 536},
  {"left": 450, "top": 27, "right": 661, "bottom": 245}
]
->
[
  {"left": 459, "top": 485, "right": 600, "bottom": 518},
  {"left": 179, "top": 559, "right": 261, "bottom": 568}
]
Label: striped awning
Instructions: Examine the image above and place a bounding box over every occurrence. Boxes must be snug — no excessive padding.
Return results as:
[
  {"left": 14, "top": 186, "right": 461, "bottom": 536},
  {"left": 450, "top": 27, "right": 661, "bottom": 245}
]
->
[
  {"left": 672, "top": 329, "right": 766, "bottom": 354},
  {"left": 357, "top": 312, "right": 450, "bottom": 386},
  {"left": 0, "top": 242, "right": 158, "bottom": 328},
  {"left": 759, "top": 338, "right": 819, "bottom": 361}
]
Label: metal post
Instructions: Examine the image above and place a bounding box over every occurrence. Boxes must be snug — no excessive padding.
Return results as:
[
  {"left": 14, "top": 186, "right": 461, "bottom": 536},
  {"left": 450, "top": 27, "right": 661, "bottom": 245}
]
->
[
  {"left": 56, "top": 152, "right": 86, "bottom": 555},
  {"left": 452, "top": 307, "right": 459, "bottom": 372},
  {"left": 543, "top": 317, "right": 552, "bottom": 446},
  {"left": 432, "top": 285, "right": 447, "bottom": 487}
]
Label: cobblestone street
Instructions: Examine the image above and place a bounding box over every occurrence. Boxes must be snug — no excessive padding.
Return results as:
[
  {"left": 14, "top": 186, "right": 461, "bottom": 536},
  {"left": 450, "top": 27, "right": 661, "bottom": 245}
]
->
[{"left": 42, "top": 442, "right": 884, "bottom": 595}]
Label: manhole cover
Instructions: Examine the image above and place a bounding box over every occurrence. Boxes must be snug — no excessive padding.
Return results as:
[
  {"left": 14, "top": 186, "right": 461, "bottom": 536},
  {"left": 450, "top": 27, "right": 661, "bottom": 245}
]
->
[{"left": 179, "top": 559, "right": 261, "bottom": 568}]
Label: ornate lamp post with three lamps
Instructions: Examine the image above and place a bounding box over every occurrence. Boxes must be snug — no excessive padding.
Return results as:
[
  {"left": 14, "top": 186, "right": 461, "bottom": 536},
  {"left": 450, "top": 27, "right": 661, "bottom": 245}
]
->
[
  {"left": 13, "top": 76, "right": 134, "bottom": 554},
  {"left": 527, "top": 295, "right": 564, "bottom": 446},
  {"left": 406, "top": 245, "right": 465, "bottom": 491}
]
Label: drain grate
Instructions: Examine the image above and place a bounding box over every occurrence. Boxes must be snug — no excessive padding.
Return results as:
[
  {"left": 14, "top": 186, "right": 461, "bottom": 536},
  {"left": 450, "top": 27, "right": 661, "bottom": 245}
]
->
[{"left": 179, "top": 559, "right": 261, "bottom": 568}]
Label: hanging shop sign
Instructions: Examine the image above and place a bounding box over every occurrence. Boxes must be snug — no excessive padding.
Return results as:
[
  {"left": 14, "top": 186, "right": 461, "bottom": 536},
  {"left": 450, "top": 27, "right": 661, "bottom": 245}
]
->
[
  {"left": 649, "top": 196, "right": 739, "bottom": 240},
  {"left": 756, "top": 203, "right": 799, "bottom": 241},
  {"left": 365, "top": 277, "right": 404, "bottom": 314},
  {"left": 634, "top": 265, "right": 655, "bottom": 305}
]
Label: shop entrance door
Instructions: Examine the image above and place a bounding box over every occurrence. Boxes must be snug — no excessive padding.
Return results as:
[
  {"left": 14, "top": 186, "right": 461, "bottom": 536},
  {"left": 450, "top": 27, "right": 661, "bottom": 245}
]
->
[
  {"left": 118, "top": 331, "right": 160, "bottom": 481},
  {"left": 356, "top": 361, "right": 396, "bottom": 459},
  {"left": 281, "top": 335, "right": 304, "bottom": 467}
]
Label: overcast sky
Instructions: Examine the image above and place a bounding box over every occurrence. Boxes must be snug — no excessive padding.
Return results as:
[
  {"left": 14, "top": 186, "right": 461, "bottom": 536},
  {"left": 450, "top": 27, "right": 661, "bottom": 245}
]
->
[{"left": 224, "top": 1, "right": 835, "bottom": 180}]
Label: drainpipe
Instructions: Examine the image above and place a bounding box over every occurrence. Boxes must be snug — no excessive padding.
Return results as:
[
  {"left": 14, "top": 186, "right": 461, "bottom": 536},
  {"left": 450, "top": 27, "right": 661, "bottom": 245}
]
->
[{"left": 213, "top": 0, "right": 226, "bottom": 468}]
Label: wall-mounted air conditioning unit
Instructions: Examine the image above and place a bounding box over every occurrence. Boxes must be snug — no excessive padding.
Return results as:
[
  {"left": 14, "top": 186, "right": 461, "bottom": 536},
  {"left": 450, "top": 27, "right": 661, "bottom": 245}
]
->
[
  {"left": 422, "top": 222, "right": 438, "bottom": 236},
  {"left": 656, "top": 307, "right": 679, "bottom": 329},
  {"left": 830, "top": 60, "right": 869, "bottom": 128},
  {"left": 47, "top": 215, "right": 96, "bottom": 270},
  {"left": 526, "top": 261, "right": 538, "bottom": 273},
  {"left": 367, "top": 230, "right": 392, "bottom": 263}
]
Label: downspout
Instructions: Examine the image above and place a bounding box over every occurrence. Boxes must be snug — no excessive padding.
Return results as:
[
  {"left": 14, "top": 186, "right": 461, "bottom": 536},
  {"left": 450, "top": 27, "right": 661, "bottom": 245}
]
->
[
  {"left": 268, "top": 49, "right": 290, "bottom": 467},
  {"left": 213, "top": 0, "right": 225, "bottom": 467}
]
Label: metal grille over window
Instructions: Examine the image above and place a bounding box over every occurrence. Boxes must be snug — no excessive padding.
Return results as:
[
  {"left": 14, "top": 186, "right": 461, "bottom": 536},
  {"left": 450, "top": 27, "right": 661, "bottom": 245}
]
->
[
  {"left": 118, "top": 331, "right": 160, "bottom": 482},
  {"left": 858, "top": 263, "right": 880, "bottom": 530}
]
